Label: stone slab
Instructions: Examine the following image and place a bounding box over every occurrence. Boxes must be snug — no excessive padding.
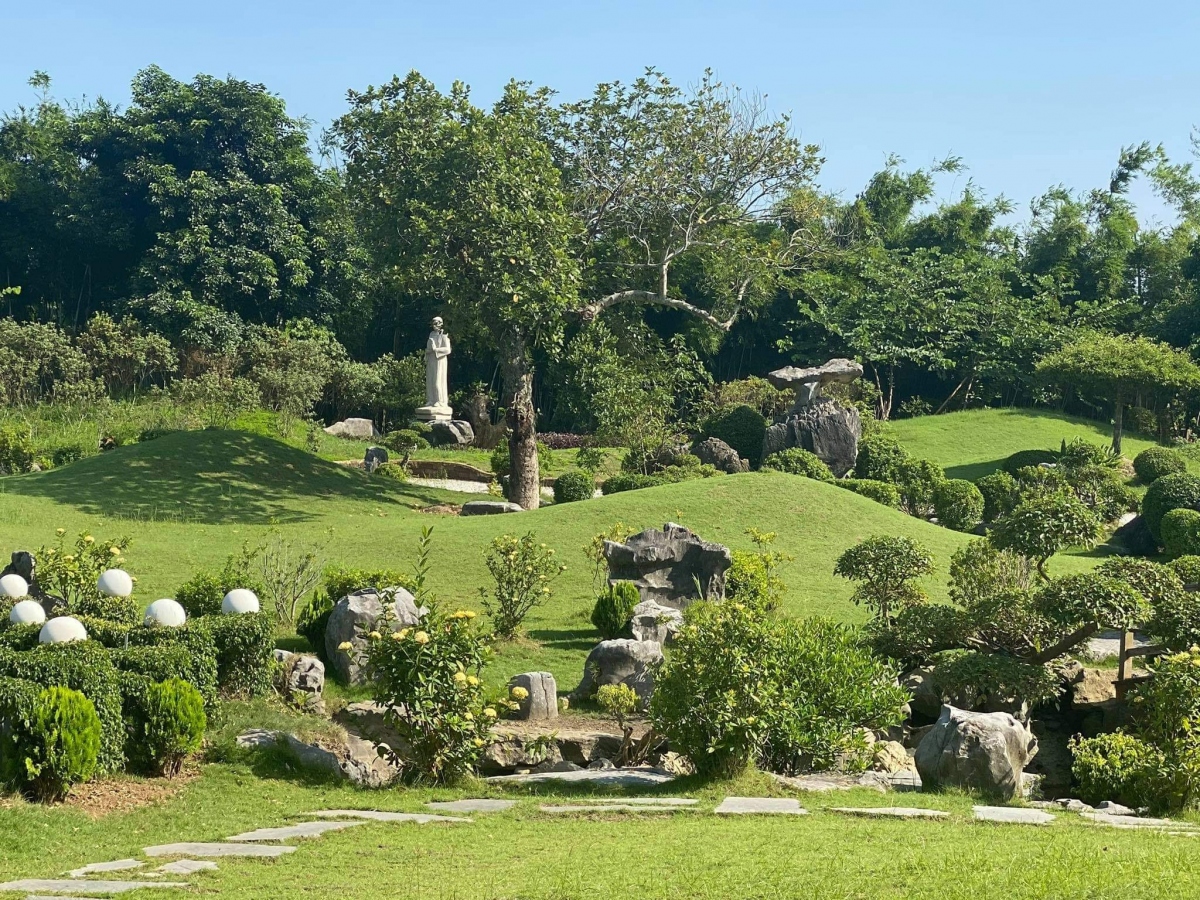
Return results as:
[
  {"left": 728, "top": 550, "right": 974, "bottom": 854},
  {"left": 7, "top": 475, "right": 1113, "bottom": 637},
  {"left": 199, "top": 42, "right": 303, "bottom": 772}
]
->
[
  {"left": 485, "top": 766, "right": 674, "bottom": 787},
  {"left": 829, "top": 806, "right": 949, "bottom": 819},
  {"left": 307, "top": 809, "right": 471, "bottom": 824},
  {"left": 1081, "top": 812, "right": 1196, "bottom": 830},
  {"left": 27, "top": 896, "right": 113, "bottom": 900},
  {"left": 587, "top": 797, "right": 698, "bottom": 806},
  {"left": 143, "top": 843, "right": 296, "bottom": 858},
  {"left": 425, "top": 799, "right": 516, "bottom": 814},
  {"left": 0, "top": 880, "right": 187, "bottom": 894},
  {"left": 540, "top": 804, "right": 698, "bottom": 814},
  {"left": 66, "top": 860, "right": 143, "bottom": 877},
  {"left": 226, "top": 820, "right": 367, "bottom": 841},
  {"left": 155, "top": 860, "right": 218, "bottom": 875},
  {"left": 714, "top": 797, "right": 808, "bottom": 816},
  {"left": 973, "top": 806, "right": 1055, "bottom": 825}
]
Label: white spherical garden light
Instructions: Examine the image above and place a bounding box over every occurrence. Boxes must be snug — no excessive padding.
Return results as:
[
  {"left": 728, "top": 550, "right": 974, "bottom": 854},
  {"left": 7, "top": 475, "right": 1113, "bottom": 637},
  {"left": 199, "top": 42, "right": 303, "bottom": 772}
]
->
[
  {"left": 9, "top": 599, "right": 46, "bottom": 626},
  {"left": 144, "top": 598, "right": 187, "bottom": 628},
  {"left": 97, "top": 568, "right": 134, "bottom": 598},
  {"left": 0, "top": 573, "right": 28, "bottom": 599},
  {"left": 39, "top": 616, "right": 88, "bottom": 644},
  {"left": 222, "top": 588, "right": 260, "bottom": 615}
]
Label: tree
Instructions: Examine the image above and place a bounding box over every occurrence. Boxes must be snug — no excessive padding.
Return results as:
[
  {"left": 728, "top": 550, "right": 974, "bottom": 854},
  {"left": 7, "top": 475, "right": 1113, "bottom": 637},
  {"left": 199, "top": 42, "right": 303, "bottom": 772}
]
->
[
  {"left": 989, "top": 492, "right": 1101, "bottom": 580},
  {"left": 834, "top": 535, "right": 934, "bottom": 622},
  {"left": 333, "top": 74, "right": 580, "bottom": 508},
  {"left": 1036, "top": 332, "right": 1200, "bottom": 454}
]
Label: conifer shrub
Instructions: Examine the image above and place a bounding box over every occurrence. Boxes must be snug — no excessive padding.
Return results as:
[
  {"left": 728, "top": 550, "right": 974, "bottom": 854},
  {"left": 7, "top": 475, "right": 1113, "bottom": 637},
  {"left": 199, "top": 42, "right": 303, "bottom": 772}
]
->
[{"left": 591, "top": 581, "right": 641, "bottom": 640}]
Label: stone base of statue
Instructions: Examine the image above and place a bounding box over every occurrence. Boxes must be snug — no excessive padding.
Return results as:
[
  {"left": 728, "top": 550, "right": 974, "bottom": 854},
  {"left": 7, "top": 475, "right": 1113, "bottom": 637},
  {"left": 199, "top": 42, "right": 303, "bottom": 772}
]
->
[{"left": 414, "top": 403, "right": 453, "bottom": 423}]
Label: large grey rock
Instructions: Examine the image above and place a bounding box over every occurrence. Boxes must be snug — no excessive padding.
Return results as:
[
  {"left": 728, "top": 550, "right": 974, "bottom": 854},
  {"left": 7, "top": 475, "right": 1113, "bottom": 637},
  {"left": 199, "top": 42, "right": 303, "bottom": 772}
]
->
[
  {"left": 914, "top": 706, "right": 1038, "bottom": 801},
  {"left": 902, "top": 668, "right": 942, "bottom": 722},
  {"left": 236, "top": 729, "right": 400, "bottom": 788},
  {"left": 761, "top": 399, "right": 861, "bottom": 478},
  {"left": 460, "top": 500, "right": 525, "bottom": 516},
  {"left": 363, "top": 446, "right": 389, "bottom": 473},
  {"left": 767, "top": 358, "right": 864, "bottom": 411},
  {"left": 324, "top": 417, "right": 380, "bottom": 440},
  {"left": 325, "top": 587, "right": 427, "bottom": 684},
  {"left": 429, "top": 419, "right": 475, "bottom": 447},
  {"left": 692, "top": 437, "right": 748, "bottom": 474},
  {"left": 573, "top": 638, "right": 663, "bottom": 703},
  {"left": 274, "top": 650, "right": 325, "bottom": 713},
  {"left": 629, "top": 599, "right": 683, "bottom": 644},
  {"left": 508, "top": 672, "right": 558, "bottom": 720},
  {"left": 603, "top": 523, "right": 731, "bottom": 610}
]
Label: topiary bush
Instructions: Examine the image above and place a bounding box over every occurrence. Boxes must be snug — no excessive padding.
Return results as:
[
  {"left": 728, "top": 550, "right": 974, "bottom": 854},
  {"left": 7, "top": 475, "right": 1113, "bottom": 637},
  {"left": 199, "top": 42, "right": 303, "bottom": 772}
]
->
[
  {"left": 865, "top": 603, "right": 975, "bottom": 667},
  {"left": 836, "top": 478, "right": 901, "bottom": 508},
  {"left": 1001, "top": 449, "right": 1059, "bottom": 475},
  {"left": 1134, "top": 446, "right": 1187, "bottom": 484},
  {"left": 1142, "top": 472, "right": 1200, "bottom": 543},
  {"left": 897, "top": 458, "right": 946, "bottom": 518},
  {"left": 121, "top": 677, "right": 206, "bottom": 777},
  {"left": 591, "top": 581, "right": 641, "bottom": 640},
  {"left": 975, "top": 471, "right": 1020, "bottom": 523},
  {"left": 1162, "top": 508, "right": 1200, "bottom": 557},
  {"left": 991, "top": 492, "right": 1100, "bottom": 579},
  {"left": 0, "top": 681, "right": 101, "bottom": 801},
  {"left": 600, "top": 473, "right": 664, "bottom": 495},
  {"left": 932, "top": 479, "right": 984, "bottom": 532},
  {"left": 553, "top": 470, "right": 594, "bottom": 504},
  {"left": 854, "top": 430, "right": 910, "bottom": 483},
  {"left": 1169, "top": 555, "right": 1200, "bottom": 586},
  {"left": 761, "top": 448, "right": 834, "bottom": 481},
  {"left": 834, "top": 535, "right": 935, "bottom": 622},
  {"left": 1067, "top": 466, "right": 1139, "bottom": 522},
  {"left": 382, "top": 429, "right": 430, "bottom": 453},
  {"left": 196, "top": 613, "right": 275, "bottom": 697},
  {"left": 700, "top": 405, "right": 767, "bottom": 469},
  {"left": 0, "top": 623, "right": 40, "bottom": 652},
  {"left": 930, "top": 649, "right": 1061, "bottom": 711}
]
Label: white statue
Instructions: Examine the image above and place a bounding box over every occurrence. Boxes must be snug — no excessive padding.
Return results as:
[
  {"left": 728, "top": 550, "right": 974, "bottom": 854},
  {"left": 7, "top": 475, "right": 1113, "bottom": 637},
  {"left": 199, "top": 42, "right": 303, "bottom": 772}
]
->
[{"left": 416, "top": 316, "right": 453, "bottom": 422}]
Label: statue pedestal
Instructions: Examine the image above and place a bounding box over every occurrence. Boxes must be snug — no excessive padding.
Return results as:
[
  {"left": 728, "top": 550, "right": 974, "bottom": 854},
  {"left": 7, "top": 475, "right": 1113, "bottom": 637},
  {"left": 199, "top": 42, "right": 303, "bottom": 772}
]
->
[{"left": 414, "top": 404, "right": 453, "bottom": 423}]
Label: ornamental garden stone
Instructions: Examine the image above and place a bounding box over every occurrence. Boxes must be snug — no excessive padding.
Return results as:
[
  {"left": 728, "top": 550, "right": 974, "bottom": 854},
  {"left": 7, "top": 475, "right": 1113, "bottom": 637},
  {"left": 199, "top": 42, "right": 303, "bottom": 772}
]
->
[
  {"left": 603, "top": 523, "right": 731, "bottom": 610},
  {"left": 0, "top": 572, "right": 28, "bottom": 598},
  {"left": 144, "top": 598, "right": 188, "bottom": 628},
  {"left": 39, "top": 615, "right": 88, "bottom": 643},
  {"left": 98, "top": 568, "right": 133, "bottom": 598},
  {"left": 222, "top": 588, "right": 260, "bottom": 614},
  {"left": 325, "top": 587, "right": 427, "bottom": 684},
  {"left": 9, "top": 598, "right": 46, "bottom": 625}
]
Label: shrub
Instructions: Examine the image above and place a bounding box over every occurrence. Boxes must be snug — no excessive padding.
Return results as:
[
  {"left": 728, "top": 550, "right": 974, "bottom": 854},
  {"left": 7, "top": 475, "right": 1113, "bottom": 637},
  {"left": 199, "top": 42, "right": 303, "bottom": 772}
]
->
[
  {"left": 700, "top": 405, "right": 767, "bottom": 468},
  {"left": 931, "top": 649, "right": 1061, "bottom": 711},
  {"left": 1169, "top": 555, "right": 1200, "bottom": 586},
  {"left": 600, "top": 473, "right": 663, "bottom": 495},
  {"left": 382, "top": 429, "right": 430, "bottom": 453},
  {"left": 990, "top": 492, "right": 1100, "bottom": 579},
  {"left": 834, "top": 535, "right": 934, "bottom": 622},
  {"left": 0, "top": 428, "right": 36, "bottom": 475},
  {"left": 976, "top": 471, "right": 1020, "bottom": 523},
  {"left": 479, "top": 533, "right": 565, "bottom": 639},
  {"left": 51, "top": 444, "right": 88, "bottom": 467},
  {"left": 1070, "top": 732, "right": 1165, "bottom": 809},
  {"left": 897, "top": 458, "right": 946, "bottom": 517},
  {"left": 836, "top": 478, "right": 901, "bottom": 508},
  {"left": 0, "top": 623, "right": 40, "bottom": 652},
  {"left": 365, "top": 605, "right": 494, "bottom": 783},
  {"left": 726, "top": 550, "right": 785, "bottom": 613},
  {"left": 37, "top": 531, "right": 135, "bottom": 623},
  {"left": 1013, "top": 464, "right": 1069, "bottom": 500},
  {"left": 1001, "top": 449, "right": 1059, "bottom": 475},
  {"left": 1142, "top": 472, "right": 1200, "bottom": 542},
  {"left": 1162, "top": 509, "right": 1200, "bottom": 557},
  {"left": 761, "top": 448, "right": 834, "bottom": 481},
  {"left": 596, "top": 682, "right": 639, "bottom": 722},
  {"left": 110, "top": 644, "right": 219, "bottom": 719},
  {"left": 1034, "top": 573, "right": 1147, "bottom": 633},
  {"left": 553, "top": 470, "right": 594, "bottom": 504},
  {"left": 932, "top": 479, "right": 984, "bottom": 532},
  {"left": 374, "top": 462, "right": 408, "bottom": 481},
  {"left": 122, "top": 677, "right": 206, "bottom": 777},
  {"left": 591, "top": 581, "right": 640, "bottom": 640},
  {"left": 854, "top": 430, "right": 910, "bottom": 483},
  {"left": 865, "top": 603, "right": 975, "bottom": 667},
  {"left": 1057, "top": 438, "right": 1119, "bottom": 471},
  {"left": 174, "top": 545, "right": 262, "bottom": 619},
  {"left": 0, "top": 681, "right": 100, "bottom": 801},
  {"left": 1096, "top": 558, "right": 1186, "bottom": 611},
  {"left": 1134, "top": 446, "right": 1187, "bottom": 484},
  {"left": 1068, "top": 466, "right": 1139, "bottom": 521},
  {"left": 538, "top": 432, "right": 587, "bottom": 450},
  {"left": 197, "top": 613, "right": 275, "bottom": 697}
]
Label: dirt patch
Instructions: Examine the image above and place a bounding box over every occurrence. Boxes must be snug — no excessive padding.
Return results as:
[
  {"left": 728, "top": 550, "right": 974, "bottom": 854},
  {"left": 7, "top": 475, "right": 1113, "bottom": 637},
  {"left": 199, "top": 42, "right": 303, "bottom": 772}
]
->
[
  {"left": 420, "top": 504, "right": 463, "bottom": 515},
  {"left": 65, "top": 767, "right": 198, "bottom": 817}
]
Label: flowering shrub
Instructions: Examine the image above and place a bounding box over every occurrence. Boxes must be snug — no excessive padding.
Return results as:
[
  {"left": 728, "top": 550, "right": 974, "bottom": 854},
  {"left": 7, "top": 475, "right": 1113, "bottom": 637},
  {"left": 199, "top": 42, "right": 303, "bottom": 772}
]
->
[
  {"left": 38, "top": 530, "right": 134, "bottom": 622},
  {"left": 364, "top": 607, "right": 494, "bottom": 783},
  {"left": 479, "top": 533, "right": 565, "bottom": 638}
]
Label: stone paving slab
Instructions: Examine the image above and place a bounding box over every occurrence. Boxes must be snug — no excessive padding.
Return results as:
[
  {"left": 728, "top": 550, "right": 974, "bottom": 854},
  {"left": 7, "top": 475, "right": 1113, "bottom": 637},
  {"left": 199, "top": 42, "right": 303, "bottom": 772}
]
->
[
  {"left": 155, "top": 860, "right": 218, "bottom": 875},
  {"left": 486, "top": 767, "right": 674, "bottom": 787},
  {"left": 66, "top": 860, "right": 143, "bottom": 878},
  {"left": 587, "top": 797, "right": 698, "bottom": 806},
  {"left": 27, "top": 896, "right": 112, "bottom": 900},
  {"left": 425, "top": 799, "right": 517, "bottom": 813},
  {"left": 829, "top": 806, "right": 949, "bottom": 819},
  {"left": 0, "top": 879, "right": 187, "bottom": 894},
  {"left": 307, "top": 809, "right": 471, "bottom": 824},
  {"left": 1081, "top": 812, "right": 1197, "bottom": 830},
  {"left": 540, "top": 804, "right": 699, "bottom": 814},
  {"left": 973, "top": 806, "right": 1055, "bottom": 825},
  {"left": 143, "top": 842, "right": 296, "bottom": 858},
  {"left": 715, "top": 797, "right": 808, "bottom": 815},
  {"left": 227, "top": 820, "right": 368, "bottom": 841}
]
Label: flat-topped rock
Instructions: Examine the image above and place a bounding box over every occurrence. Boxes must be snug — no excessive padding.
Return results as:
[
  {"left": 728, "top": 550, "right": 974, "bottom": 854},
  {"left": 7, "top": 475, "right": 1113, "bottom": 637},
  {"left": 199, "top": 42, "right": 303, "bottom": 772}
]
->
[
  {"left": 461, "top": 500, "right": 524, "bottom": 516},
  {"left": 143, "top": 843, "right": 297, "bottom": 858},
  {"left": 0, "top": 879, "right": 188, "bottom": 894},
  {"left": 972, "top": 806, "right": 1055, "bottom": 825},
  {"left": 829, "top": 806, "right": 949, "bottom": 819},
  {"left": 425, "top": 799, "right": 516, "bottom": 814},
  {"left": 715, "top": 797, "right": 808, "bottom": 815},
  {"left": 767, "top": 358, "right": 863, "bottom": 392},
  {"left": 67, "top": 860, "right": 143, "bottom": 877},
  {"left": 307, "top": 809, "right": 471, "bottom": 824},
  {"left": 226, "top": 820, "right": 368, "bottom": 841},
  {"left": 486, "top": 766, "right": 674, "bottom": 787},
  {"left": 156, "top": 860, "right": 217, "bottom": 875}
]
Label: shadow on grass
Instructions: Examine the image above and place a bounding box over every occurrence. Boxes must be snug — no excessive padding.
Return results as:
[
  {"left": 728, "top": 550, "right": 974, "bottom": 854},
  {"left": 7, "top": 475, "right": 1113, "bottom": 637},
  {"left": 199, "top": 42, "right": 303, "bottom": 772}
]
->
[
  {"left": 943, "top": 459, "right": 1007, "bottom": 481},
  {"left": 1, "top": 430, "right": 451, "bottom": 525},
  {"left": 525, "top": 627, "right": 599, "bottom": 654}
]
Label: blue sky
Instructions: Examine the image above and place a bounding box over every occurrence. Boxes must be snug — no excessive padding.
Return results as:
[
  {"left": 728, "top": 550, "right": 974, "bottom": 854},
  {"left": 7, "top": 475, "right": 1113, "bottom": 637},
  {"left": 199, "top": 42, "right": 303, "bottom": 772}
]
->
[{"left": 3, "top": 0, "right": 1196, "bottom": 225}]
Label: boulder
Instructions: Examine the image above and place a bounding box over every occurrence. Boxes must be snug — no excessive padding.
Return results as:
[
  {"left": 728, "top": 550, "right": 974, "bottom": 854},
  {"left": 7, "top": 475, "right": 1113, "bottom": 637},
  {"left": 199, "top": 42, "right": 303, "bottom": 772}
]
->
[
  {"left": 629, "top": 600, "right": 684, "bottom": 644},
  {"left": 902, "top": 668, "right": 942, "bottom": 722},
  {"left": 692, "top": 437, "right": 748, "bottom": 474},
  {"left": 274, "top": 649, "right": 326, "bottom": 714},
  {"left": 508, "top": 672, "right": 558, "bottom": 721},
  {"left": 237, "top": 729, "right": 399, "bottom": 787},
  {"left": 767, "top": 358, "right": 864, "bottom": 411},
  {"left": 914, "top": 705, "right": 1039, "bottom": 801},
  {"left": 325, "top": 587, "right": 427, "bottom": 684},
  {"left": 363, "top": 446, "right": 389, "bottom": 473},
  {"left": 1068, "top": 666, "right": 1119, "bottom": 707},
  {"left": 482, "top": 729, "right": 563, "bottom": 773},
  {"left": 324, "top": 417, "right": 381, "bottom": 440},
  {"left": 429, "top": 419, "right": 475, "bottom": 447},
  {"left": 871, "top": 741, "right": 911, "bottom": 773},
  {"left": 460, "top": 500, "right": 525, "bottom": 516},
  {"left": 336, "top": 701, "right": 407, "bottom": 755},
  {"left": 0, "top": 550, "right": 35, "bottom": 585},
  {"left": 761, "top": 399, "right": 861, "bottom": 478},
  {"left": 603, "top": 523, "right": 731, "bottom": 610},
  {"left": 573, "top": 639, "right": 663, "bottom": 704}
]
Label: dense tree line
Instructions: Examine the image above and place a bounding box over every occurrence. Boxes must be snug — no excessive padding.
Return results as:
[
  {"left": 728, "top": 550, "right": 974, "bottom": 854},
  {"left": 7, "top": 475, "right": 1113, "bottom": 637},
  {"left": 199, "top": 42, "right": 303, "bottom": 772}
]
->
[{"left": 6, "top": 66, "right": 1200, "bottom": 499}]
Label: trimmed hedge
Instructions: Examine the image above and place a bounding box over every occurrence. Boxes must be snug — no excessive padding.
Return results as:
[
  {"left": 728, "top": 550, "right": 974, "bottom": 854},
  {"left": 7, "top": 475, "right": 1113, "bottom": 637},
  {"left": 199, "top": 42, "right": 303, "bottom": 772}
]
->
[
  {"left": 761, "top": 448, "right": 834, "bottom": 481},
  {"left": 1142, "top": 472, "right": 1200, "bottom": 542},
  {"left": 553, "top": 470, "right": 595, "bottom": 503},
  {"left": 196, "top": 613, "right": 276, "bottom": 697},
  {"left": 836, "top": 478, "right": 901, "bottom": 508},
  {"left": 1133, "top": 446, "right": 1187, "bottom": 484},
  {"left": 601, "top": 473, "right": 663, "bottom": 495},
  {"left": 1001, "top": 449, "right": 1059, "bottom": 475},
  {"left": 975, "top": 471, "right": 1019, "bottom": 523},
  {"left": 700, "top": 405, "right": 767, "bottom": 468},
  {"left": 110, "top": 644, "right": 218, "bottom": 719},
  {"left": 0, "top": 623, "right": 40, "bottom": 652}
]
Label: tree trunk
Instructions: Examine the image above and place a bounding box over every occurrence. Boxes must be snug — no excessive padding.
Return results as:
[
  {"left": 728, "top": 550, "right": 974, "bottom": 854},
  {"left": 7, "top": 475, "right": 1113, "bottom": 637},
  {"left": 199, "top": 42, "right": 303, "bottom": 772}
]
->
[
  {"left": 501, "top": 333, "right": 540, "bottom": 510},
  {"left": 1111, "top": 390, "right": 1124, "bottom": 456}
]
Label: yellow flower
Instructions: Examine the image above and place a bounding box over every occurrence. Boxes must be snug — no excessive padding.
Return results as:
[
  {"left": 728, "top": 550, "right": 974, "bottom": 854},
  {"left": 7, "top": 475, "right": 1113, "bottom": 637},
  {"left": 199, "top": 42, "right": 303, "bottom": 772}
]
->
[
  {"left": 83, "top": 535, "right": 94, "bottom": 544},
  {"left": 109, "top": 547, "right": 121, "bottom": 555},
  {"left": 63, "top": 554, "right": 74, "bottom": 562},
  {"left": 484, "top": 707, "right": 497, "bottom": 718},
  {"left": 473, "top": 737, "right": 485, "bottom": 747},
  {"left": 451, "top": 610, "right": 476, "bottom": 619},
  {"left": 453, "top": 671, "right": 467, "bottom": 684},
  {"left": 463, "top": 711, "right": 474, "bottom": 721},
  {"left": 414, "top": 631, "right": 430, "bottom": 645},
  {"left": 56, "top": 528, "right": 66, "bottom": 536},
  {"left": 559, "top": 698, "right": 569, "bottom": 711},
  {"left": 338, "top": 641, "right": 353, "bottom": 652},
  {"left": 369, "top": 631, "right": 382, "bottom": 640},
  {"left": 390, "top": 630, "right": 405, "bottom": 641},
  {"left": 510, "top": 686, "right": 529, "bottom": 701},
  {"left": 467, "top": 675, "right": 480, "bottom": 687}
]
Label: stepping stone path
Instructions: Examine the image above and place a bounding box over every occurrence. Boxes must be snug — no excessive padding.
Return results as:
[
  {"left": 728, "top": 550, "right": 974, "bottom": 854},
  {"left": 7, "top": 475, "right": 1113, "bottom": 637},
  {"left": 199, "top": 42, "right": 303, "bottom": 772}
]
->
[
  {"left": 830, "top": 807, "right": 949, "bottom": 820},
  {"left": 973, "top": 806, "right": 1056, "bottom": 825},
  {"left": 156, "top": 860, "right": 218, "bottom": 875},
  {"left": 0, "top": 879, "right": 188, "bottom": 894},
  {"left": 589, "top": 798, "right": 698, "bottom": 806},
  {"left": 486, "top": 766, "right": 674, "bottom": 787},
  {"left": 227, "top": 820, "right": 368, "bottom": 842},
  {"left": 715, "top": 797, "right": 808, "bottom": 816},
  {"left": 67, "top": 860, "right": 143, "bottom": 877},
  {"left": 1081, "top": 812, "right": 1197, "bottom": 830},
  {"left": 425, "top": 799, "right": 516, "bottom": 813},
  {"left": 143, "top": 842, "right": 297, "bottom": 858},
  {"left": 307, "top": 809, "right": 471, "bottom": 824}
]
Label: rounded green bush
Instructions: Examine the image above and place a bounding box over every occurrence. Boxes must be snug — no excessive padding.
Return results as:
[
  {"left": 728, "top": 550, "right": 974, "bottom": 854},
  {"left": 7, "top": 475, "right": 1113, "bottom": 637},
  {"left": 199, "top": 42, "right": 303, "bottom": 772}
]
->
[
  {"left": 761, "top": 448, "right": 834, "bottom": 481},
  {"left": 897, "top": 458, "right": 946, "bottom": 517},
  {"left": 701, "top": 405, "right": 767, "bottom": 468},
  {"left": 600, "top": 473, "right": 663, "bottom": 495},
  {"left": 1168, "top": 555, "right": 1200, "bottom": 586},
  {"left": 591, "top": 581, "right": 641, "bottom": 640},
  {"left": 382, "top": 429, "right": 430, "bottom": 453},
  {"left": 854, "top": 431, "right": 910, "bottom": 483},
  {"left": 1070, "top": 732, "right": 1164, "bottom": 810},
  {"left": 553, "top": 470, "right": 594, "bottom": 504},
  {"left": 1001, "top": 449, "right": 1059, "bottom": 475},
  {"left": 125, "top": 677, "right": 206, "bottom": 777},
  {"left": 1161, "top": 508, "right": 1200, "bottom": 557},
  {"left": 1134, "top": 446, "right": 1187, "bottom": 484},
  {"left": 836, "top": 478, "right": 901, "bottom": 508},
  {"left": 975, "top": 471, "right": 1019, "bottom": 523},
  {"left": 0, "top": 683, "right": 101, "bottom": 802},
  {"left": 1142, "top": 472, "right": 1200, "bottom": 542},
  {"left": 932, "top": 479, "right": 984, "bottom": 532}
]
